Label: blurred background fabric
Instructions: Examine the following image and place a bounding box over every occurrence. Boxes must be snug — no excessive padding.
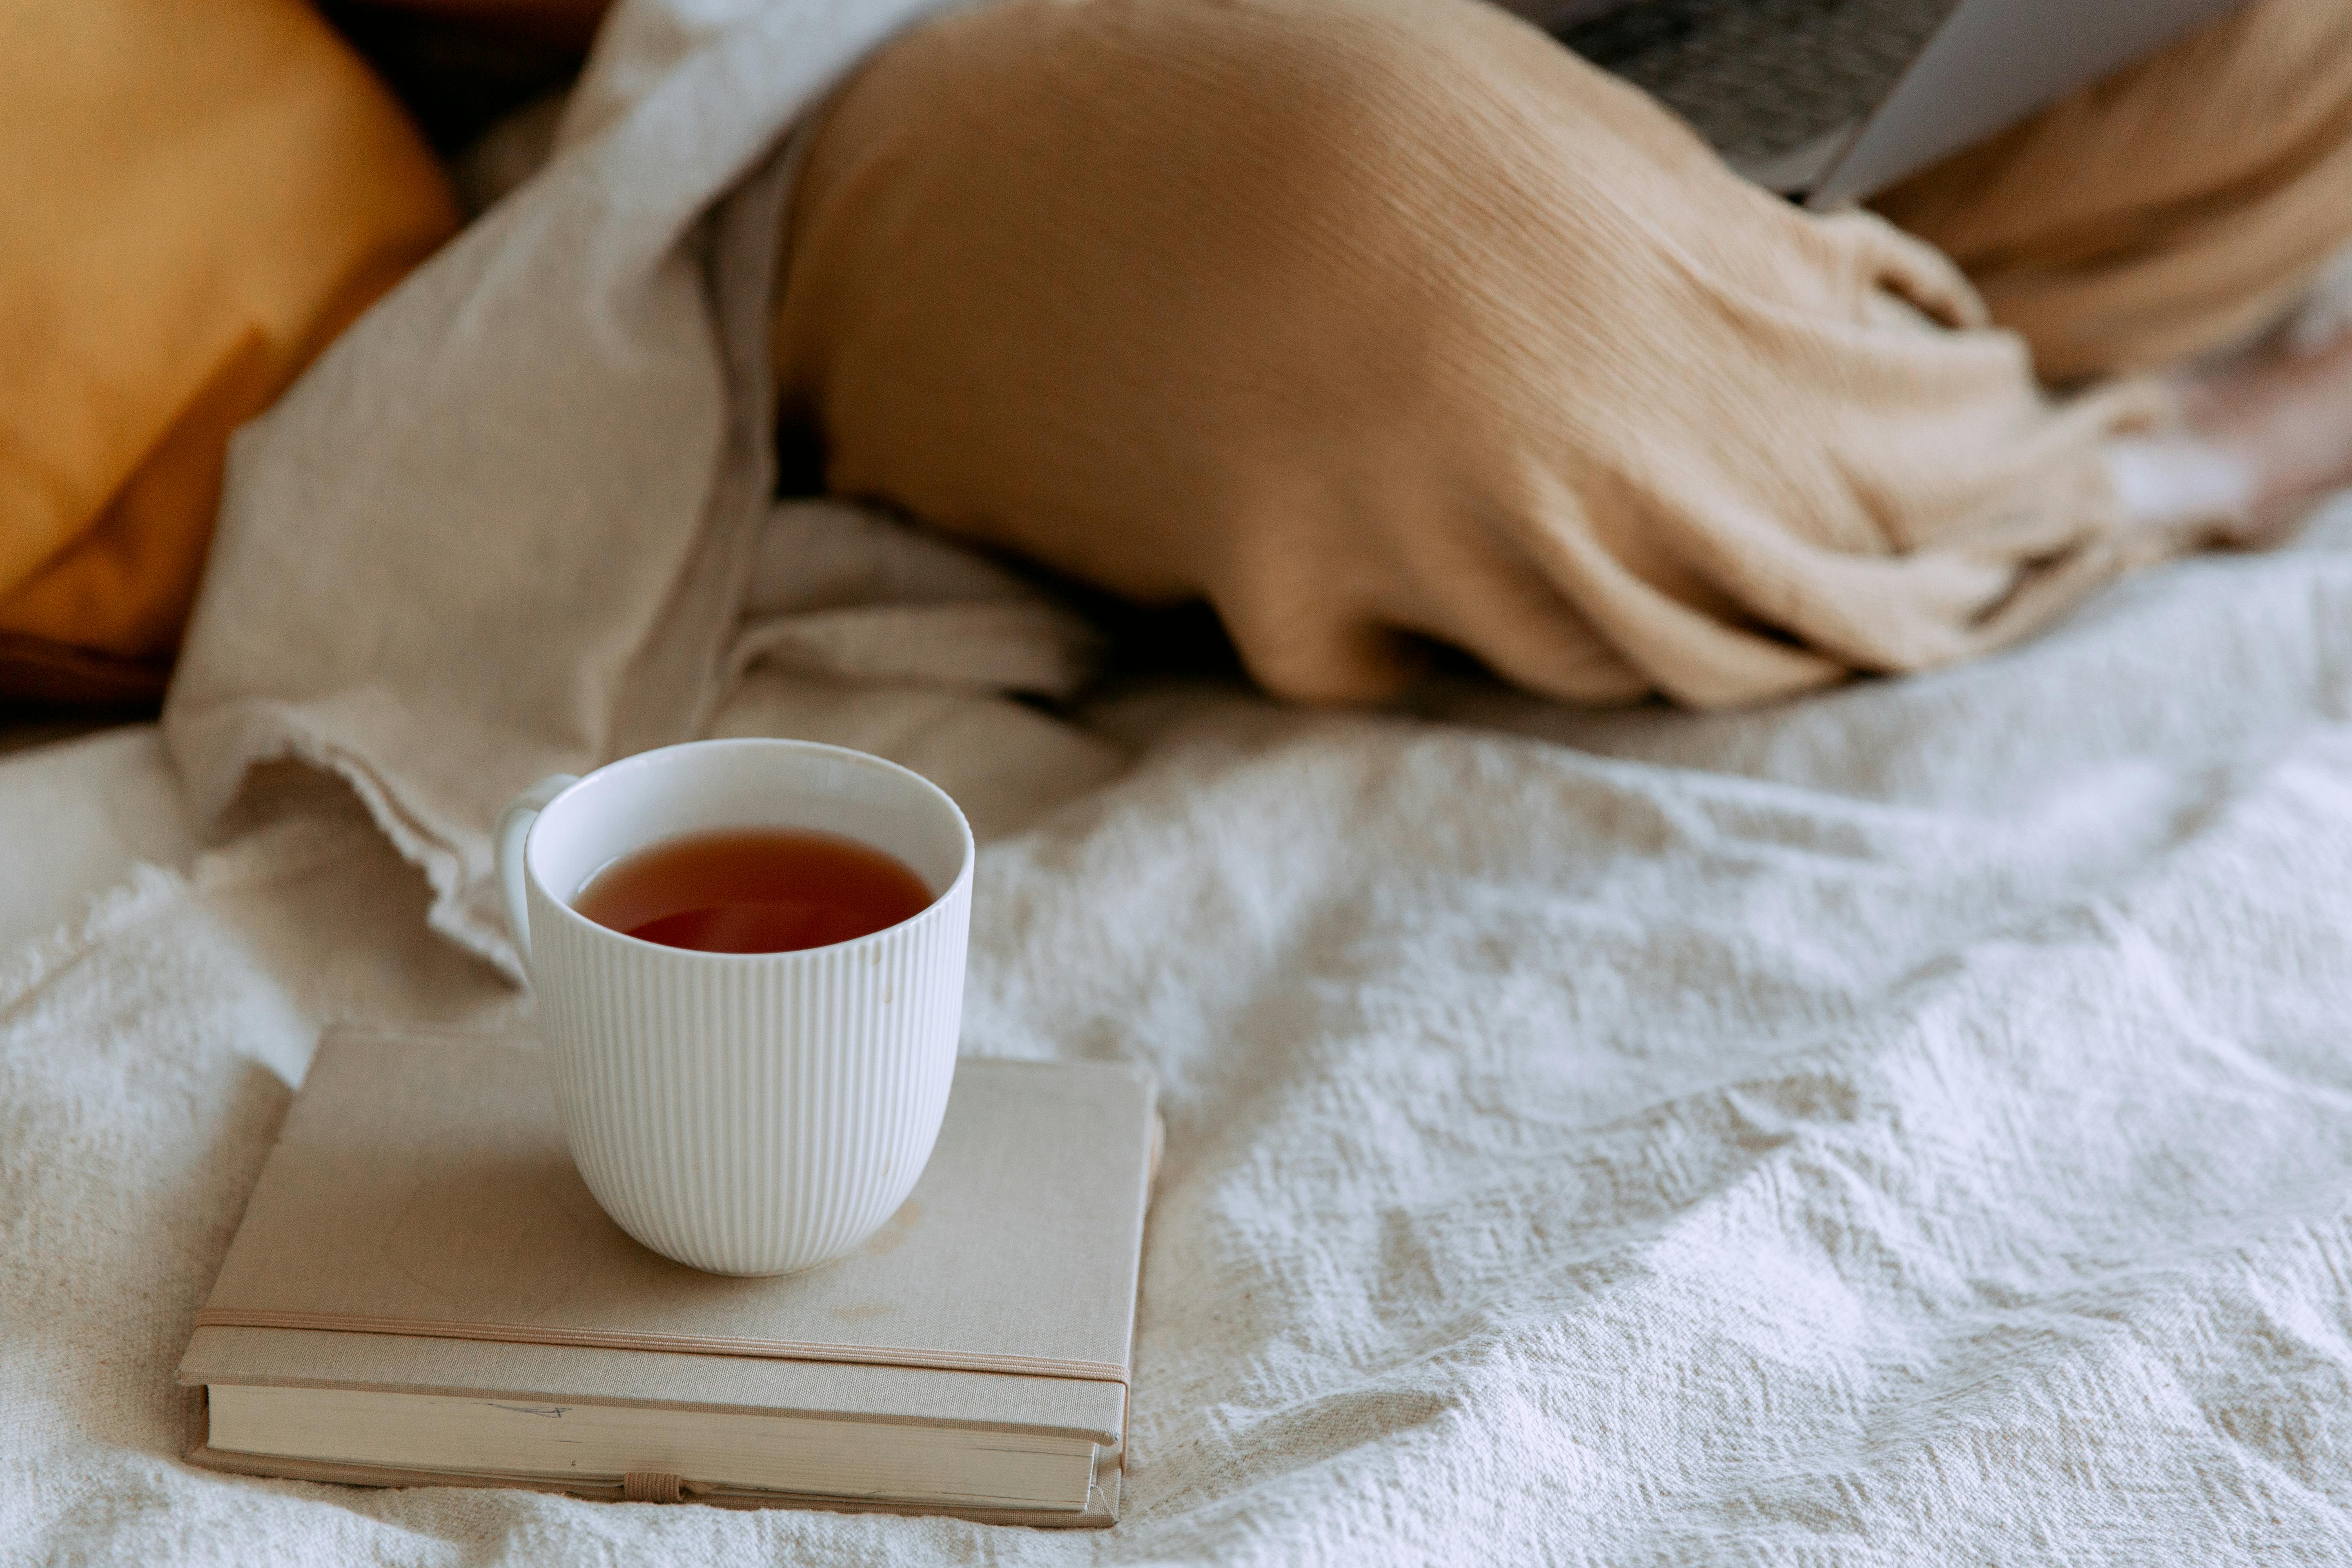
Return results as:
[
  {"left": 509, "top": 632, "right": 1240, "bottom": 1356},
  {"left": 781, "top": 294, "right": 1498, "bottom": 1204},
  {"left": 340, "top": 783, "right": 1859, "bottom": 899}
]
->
[{"left": 0, "top": 0, "right": 459, "bottom": 706}]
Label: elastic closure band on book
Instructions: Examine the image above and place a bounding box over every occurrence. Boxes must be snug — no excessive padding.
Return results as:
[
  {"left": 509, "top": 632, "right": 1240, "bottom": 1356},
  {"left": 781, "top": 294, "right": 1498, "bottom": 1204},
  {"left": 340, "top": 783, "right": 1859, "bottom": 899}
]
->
[{"left": 190, "top": 1307, "right": 1130, "bottom": 1387}]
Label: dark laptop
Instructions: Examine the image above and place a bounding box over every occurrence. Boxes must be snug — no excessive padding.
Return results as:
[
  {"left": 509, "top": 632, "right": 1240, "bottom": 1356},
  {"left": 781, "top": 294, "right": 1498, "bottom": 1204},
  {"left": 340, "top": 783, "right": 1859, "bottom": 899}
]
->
[{"left": 1503, "top": 0, "right": 2248, "bottom": 205}]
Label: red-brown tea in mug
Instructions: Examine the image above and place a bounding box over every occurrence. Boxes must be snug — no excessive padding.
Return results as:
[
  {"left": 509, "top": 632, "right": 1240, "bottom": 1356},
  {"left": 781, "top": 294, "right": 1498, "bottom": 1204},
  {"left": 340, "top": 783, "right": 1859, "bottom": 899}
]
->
[{"left": 572, "top": 827, "right": 933, "bottom": 954}]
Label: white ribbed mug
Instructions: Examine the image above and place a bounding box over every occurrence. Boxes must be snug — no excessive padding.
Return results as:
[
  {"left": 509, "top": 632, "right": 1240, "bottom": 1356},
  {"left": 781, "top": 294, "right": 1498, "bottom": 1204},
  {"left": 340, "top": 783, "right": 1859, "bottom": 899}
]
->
[{"left": 494, "top": 739, "right": 973, "bottom": 1276}]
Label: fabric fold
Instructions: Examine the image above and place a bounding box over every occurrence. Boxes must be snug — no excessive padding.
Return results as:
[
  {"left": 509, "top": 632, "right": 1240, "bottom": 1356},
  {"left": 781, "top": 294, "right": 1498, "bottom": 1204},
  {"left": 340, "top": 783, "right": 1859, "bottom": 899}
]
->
[{"left": 163, "top": 0, "right": 954, "bottom": 976}]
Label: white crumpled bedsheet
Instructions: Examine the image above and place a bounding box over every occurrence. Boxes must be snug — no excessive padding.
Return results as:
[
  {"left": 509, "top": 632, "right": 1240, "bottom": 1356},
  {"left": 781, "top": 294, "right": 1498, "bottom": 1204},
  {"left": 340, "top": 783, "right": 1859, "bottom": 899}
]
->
[{"left": 11, "top": 510, "right": 2352, "bottom": 1564}]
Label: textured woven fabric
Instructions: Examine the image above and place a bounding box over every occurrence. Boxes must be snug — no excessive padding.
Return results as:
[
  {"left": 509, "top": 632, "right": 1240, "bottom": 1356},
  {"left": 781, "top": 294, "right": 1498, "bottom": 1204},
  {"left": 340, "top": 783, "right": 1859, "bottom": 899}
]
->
[{"left": 14, "top": 505, "right": 2352, "bottom": 1563}]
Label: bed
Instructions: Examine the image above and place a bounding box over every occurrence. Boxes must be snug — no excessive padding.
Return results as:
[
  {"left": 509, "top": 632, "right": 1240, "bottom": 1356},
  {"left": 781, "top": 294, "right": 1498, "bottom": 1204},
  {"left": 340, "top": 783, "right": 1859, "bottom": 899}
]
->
[
  {"left": 9, "top": 497, "right": 2352, "bottom": 1563},
  {"left": 13, "top": 0, "right": 2352, "bottom": 1554}
]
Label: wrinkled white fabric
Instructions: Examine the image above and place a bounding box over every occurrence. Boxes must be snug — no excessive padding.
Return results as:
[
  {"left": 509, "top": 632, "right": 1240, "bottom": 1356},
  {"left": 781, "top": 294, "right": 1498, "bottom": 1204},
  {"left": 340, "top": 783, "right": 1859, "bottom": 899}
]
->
[
  {"left": 733, "top": 499, "right": 1100, "bottom": 699},
  {"left": 13, "top": 504, "right": 2352, "bottom": 1563}
]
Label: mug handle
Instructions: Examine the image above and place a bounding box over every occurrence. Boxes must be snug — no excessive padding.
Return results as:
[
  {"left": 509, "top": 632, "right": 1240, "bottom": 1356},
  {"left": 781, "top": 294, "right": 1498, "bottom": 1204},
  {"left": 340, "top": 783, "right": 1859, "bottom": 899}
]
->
[{"left": 494, "top": 774, "right": 578, "bottom": 972}]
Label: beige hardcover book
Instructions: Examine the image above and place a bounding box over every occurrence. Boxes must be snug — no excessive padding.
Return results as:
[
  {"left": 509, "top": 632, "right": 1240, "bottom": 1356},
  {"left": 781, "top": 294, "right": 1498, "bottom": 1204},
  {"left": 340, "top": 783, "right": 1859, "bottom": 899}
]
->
[{"left": 178, "top": 1024, "right": 1159, "bottom": 1526}]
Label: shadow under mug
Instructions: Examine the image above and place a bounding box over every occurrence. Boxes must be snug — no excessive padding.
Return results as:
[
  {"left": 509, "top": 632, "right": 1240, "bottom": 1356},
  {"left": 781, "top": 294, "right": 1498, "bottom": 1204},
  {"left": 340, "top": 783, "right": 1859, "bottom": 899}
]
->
[{"left": 495, "top": 738, "right": 974, "bottom": 1276}]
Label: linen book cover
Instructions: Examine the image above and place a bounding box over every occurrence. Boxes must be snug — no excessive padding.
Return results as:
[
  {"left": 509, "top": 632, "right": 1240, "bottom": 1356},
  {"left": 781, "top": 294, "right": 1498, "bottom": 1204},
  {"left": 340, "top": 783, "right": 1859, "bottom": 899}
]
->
[{"left": 178, "top": 1024, "right": 1159, "bottom": 1525}]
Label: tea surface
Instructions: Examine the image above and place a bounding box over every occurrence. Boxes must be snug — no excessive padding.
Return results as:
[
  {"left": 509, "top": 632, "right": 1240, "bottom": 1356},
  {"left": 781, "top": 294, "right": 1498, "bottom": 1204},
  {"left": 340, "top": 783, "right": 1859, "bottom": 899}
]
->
[{"left": 573, "top": 827, "right": 933, "bottom": 953}]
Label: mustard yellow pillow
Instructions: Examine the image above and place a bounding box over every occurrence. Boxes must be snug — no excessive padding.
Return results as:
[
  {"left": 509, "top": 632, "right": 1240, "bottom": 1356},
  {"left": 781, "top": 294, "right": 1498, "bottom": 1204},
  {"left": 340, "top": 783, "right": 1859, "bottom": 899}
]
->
[{"left": 0, "top": 0, "right": 458, "bottom": 695}]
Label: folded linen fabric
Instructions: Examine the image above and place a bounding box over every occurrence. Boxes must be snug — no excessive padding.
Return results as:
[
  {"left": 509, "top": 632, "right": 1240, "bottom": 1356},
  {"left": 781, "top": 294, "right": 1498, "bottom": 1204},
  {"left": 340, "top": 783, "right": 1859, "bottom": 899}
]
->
[{"left": 164, "top": 0, "right": 955, "bottom": 973}]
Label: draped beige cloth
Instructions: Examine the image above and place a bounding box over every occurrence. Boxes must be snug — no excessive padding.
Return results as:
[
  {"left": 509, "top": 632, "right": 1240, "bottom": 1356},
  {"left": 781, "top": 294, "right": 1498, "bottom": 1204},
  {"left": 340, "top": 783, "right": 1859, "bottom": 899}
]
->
[
  {"left": 1878, "top": 0, "right": 2352, "bottom": 382},
  {"left": 777, "top": 0, "right": 2352, "bottom": 710},
  {"left": 160, "top": 0, "right": 2352, "bottom": 966}
]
